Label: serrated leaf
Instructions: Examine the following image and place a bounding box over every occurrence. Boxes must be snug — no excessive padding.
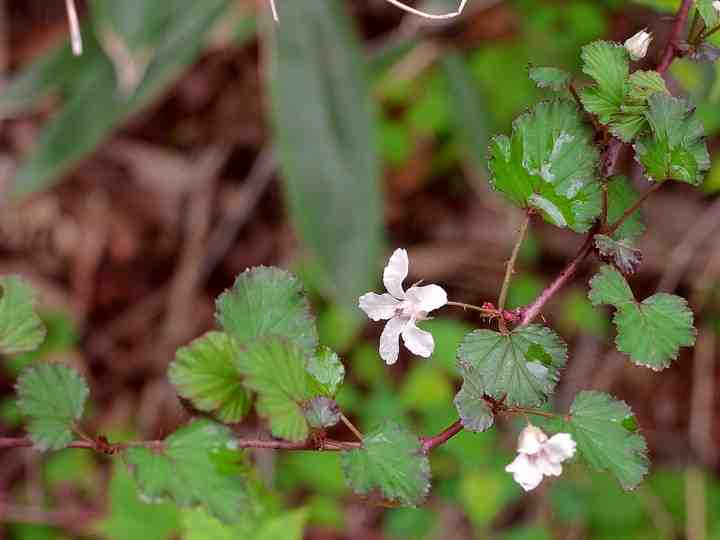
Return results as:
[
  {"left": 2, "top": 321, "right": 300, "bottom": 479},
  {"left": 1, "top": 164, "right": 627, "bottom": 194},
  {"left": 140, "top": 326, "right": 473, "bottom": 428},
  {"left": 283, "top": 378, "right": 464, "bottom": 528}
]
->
[
  {"left": 589, "top": 265, "right": 696, "bottom": 370},
  {"left": 235, "top": 339, "right": 311, "bottom": 442},
  {"left": 305, "top": 347, "right": 345, "bottom": 397},
  {"left": 580, "top": 41, "right": 629, "bottom": 125},
  {"left": 16, "top": 364, "right": 89, "bottom": 450},
  {"left": 342, "top": 422, "right": 430, "bottom": 506},
  {"left": 453, "top": 380, "right": 494, "bottom": 433},
  {"left": 457, "top": 325, "right": 567, "bottom": 407},
  {"left": 168, "top": 332, "right": 248, "bottom": 423},
  {"left": 528, "top": 66, "right": 572, "bottom": 91},
  {"left": 488, "top": 99, "right": 601, "bottom": 232},
  {"left": 0, "top": 276, "right": 46, "bottom": 354},
  {"left": 216, "top": 266, "right": 318, "bottom": 352},
  {"left": 124, "top": 420, "right": 248, "bottom": 524},
  {"left": 560, "top": 391, "right": 648, "bottom": 490},
  {"left": 302, "top": 396, "right": 341, "bottom": 428},
  {"left": 634, "top": 93, "right": 710, "bottom": 185},
  {"left": 611, "top": 70, "right": 669, "bottom": 142},
  {"left": 594, "top": 234, "right": 643, "bottom": 276},
  {"left": 606, "top": 176, "right": 646, "bottom": 241},
  {"left": 697, "top": 0, "right": 720, "bottom": 29},
  {"left": 268, "top": 0, "right": 383, "bottom": 309}
]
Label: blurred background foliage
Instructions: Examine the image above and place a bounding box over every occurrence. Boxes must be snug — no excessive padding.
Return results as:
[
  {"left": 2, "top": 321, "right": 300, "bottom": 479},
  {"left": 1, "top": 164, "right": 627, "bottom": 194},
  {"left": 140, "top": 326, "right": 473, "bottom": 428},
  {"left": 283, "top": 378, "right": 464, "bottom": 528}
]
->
[{"left": 1, "top": 0, "right": 720, "bottom": 539}]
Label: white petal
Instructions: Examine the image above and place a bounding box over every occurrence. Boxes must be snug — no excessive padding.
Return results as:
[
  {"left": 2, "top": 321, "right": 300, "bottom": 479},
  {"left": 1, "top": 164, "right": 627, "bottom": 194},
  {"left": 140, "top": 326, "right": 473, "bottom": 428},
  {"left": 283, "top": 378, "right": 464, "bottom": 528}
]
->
[
  {"left": 359, "top": 292, "right": 400, "bottom": 321},
  {"left": 505, "top": 453, "right": 544, "bottom": 491},
  {"left": 624, "top": 29, "right": 652, "bottom": 61},
  {"left": 517, "top": 425, "right": 548, "bottom": 455},
  {"left": 544, "top": 433, "right": 576, "bottom": 463},
  {"left": 383, "top": 248, "right": 409, "bottom": 299},
  {"left": 405, "top": 284, "right": 448, "bottom": 314},
  {"left": 379, "top": 317, "right": 408, "bottom": 365},
  {"left": 536, "top": 454, "right": 563, "bottom": 477},
  {"left": 715, "top": 0, "right": 720, "bottom": 13},
  {"left": 401, "top": 321, "right": 435, "bottom": 357}
]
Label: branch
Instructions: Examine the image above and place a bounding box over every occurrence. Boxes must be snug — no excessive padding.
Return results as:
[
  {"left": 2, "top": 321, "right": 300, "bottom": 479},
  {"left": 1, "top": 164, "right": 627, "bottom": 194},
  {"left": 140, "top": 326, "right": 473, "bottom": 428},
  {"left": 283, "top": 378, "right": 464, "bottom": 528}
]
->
[
  {"left": 603, "top": 181, "right": 663, "bottom": 237},
  {"left": 657, "top": 0, "right": 693, "bottom": 74},
  {"left": 420, "top": 420, "right": 463, "bottom": 453},
  {"left": 497, "top": 212, "right": 532, "bottom": 333}
]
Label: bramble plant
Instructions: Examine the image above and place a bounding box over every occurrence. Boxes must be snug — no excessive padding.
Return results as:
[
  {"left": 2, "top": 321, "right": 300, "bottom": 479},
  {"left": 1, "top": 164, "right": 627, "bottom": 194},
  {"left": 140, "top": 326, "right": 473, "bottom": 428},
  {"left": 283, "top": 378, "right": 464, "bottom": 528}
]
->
[{"left": 2, "top": 0, "right": 720, "bottom": 531}]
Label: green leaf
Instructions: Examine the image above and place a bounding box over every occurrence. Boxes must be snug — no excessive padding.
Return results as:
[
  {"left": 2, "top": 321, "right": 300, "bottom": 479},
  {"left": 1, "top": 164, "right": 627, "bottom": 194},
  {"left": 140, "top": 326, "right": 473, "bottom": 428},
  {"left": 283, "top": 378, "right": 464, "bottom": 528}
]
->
[
  {"left": 305, "top": 347, "right": 345, "bottom": 397},
  {"left": 216, "top": 266, "right": 318, "bottom": 352},
  {"left": 182, "top": 507, "right": 308, "bottom": 540},
  {"left": 580, "top": 41, "right": 629, "bottom": 125},
  {"left": 605, "top": 176, "right": 646, "bottom": 241},
  {"left": 268, "top": 0, "right": 383, "bottom": 309},
  {"left": 235, "top": 339, "right": 311, "bottom": 442},
  {"left": 8, "top": 0, "right": 228, "bottom": 196},
  {"left": 457, "top": 325, "right": 567, "bottom": 407},
  {"left": 0, "top": 276, "right": 46, "bottom": 354},
  {"left": 611, "top": 70, "right": 669, "bottom": 142},
  {"left": 635, "top": 93, "right": 710, "bottom": 185},
  {"left": 589, "top": 265, "right": 696, "bottom": 370},
  {"left": 558, "top": 391, "right": 648, "bottom": 490},
  {"left": 168, "top": 331, "right": 248, "bottom": 423},
  {"left": 453, "top": 380, "right": 494, "bottom": 433},
  {"left": 442, "top": 53, "right": 491, "bottom": 175},
  {"left": 488, "top": 99, "right": 601, "bottom": 232},
  {"left": 99, "top": 463, "right": 180, "bottom": 540},
  {"left": 528, "top": 66, "right": 572, "bottom": 91},
  {"left": 302, "top": 396, "right": 341, "bottom": 428},
  {"left": 342, "top": 422, "right": 430, "bottom": 506},
  {"left": 594, "top": 234, "right": 643, "bottom": 276},
  {"left": 16, "top": 364, "right": 89, "bottom": 450},
  {"left": 697, "top": 0, "right": 720, "bottom": 29},
  {"left": 124, "top": 420, "right": 248, "bottom": 524}
]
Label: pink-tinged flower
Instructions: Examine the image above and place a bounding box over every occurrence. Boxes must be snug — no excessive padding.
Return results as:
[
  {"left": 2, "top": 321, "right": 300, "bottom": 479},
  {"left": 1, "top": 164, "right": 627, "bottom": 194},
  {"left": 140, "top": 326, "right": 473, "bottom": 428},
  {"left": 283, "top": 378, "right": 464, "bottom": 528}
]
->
[
  {"left": 505, "top": 425, "right": 576, "bottom": 491},
  {"left": 714, "top": 1, "right": 720, "bottom": 13},
  {"left": 359, "top": 249, "right": 447, "bottom": 365},
  {"left": 624, "top": 29, "right": 652, "bottom": 61}
]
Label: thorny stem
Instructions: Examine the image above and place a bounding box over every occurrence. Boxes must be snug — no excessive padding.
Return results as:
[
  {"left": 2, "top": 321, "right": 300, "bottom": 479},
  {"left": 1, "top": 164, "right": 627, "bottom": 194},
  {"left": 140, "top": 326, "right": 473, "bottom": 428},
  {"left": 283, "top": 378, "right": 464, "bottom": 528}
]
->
[
  {"left": 657, "top": 0, "right": 694, "bottom": 74},
  {"left": 497, "top": 212, "right": 532, "bottom": 333},
  {"left": 446, "top": 301, "right": 492, "bottom": 314},
  {"left": 420, "top": 420, "right": 463, "bottom": 453}
]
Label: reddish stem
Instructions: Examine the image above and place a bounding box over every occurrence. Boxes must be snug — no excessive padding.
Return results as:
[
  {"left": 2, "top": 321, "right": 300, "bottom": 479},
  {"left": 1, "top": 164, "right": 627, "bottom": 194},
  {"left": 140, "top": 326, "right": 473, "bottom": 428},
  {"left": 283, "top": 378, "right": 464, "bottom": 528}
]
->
[
  {"left": 656, "top": 0, "right": 693, "bottom": 74},
  {"left": 420, "top": 420, "right": 463, "bottom": 453}
]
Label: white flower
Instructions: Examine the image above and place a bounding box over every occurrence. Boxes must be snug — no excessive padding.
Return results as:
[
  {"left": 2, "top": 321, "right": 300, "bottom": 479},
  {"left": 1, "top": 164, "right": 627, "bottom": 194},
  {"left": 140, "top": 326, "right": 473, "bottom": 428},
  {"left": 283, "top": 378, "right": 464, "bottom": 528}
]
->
[
  {"left": 714, "top": 0, "right": 720, "bottom": 13},
  {"left": 358, "top": 248, "right": 447, "bottom": 365},
  {"left": 624, "top": 29, "right": 652, "bottom": 61},
  {"left": 505, "top": 425, "right": 576, "bottom": 491}
]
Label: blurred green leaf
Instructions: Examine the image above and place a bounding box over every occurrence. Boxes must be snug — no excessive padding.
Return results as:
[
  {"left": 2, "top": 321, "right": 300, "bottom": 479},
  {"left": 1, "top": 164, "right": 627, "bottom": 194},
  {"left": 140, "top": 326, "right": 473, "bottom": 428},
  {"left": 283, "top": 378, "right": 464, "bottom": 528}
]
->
[
  {"left": 16, "top": 364, "right": 89, "bottom": 450},
  {"left": 235, "top": 339, "right": 311, "bottom": 442},
  {"left": 0, "top": 276, "right": 46, "bottom": 355},
  {"left": 168, "top": 331, "right": 248, "bottom": 423},
  {"left": 268, "top": 0, "right": 383, "bottom": 309},
  {"left": 635, "top": 93, "right": 710, "bottom": 184},
  {"left": 306, "top": 347, "right": 345, "bottom": 397},
  {"left": 306, "top": 495, "right": 344, "bottom": 530},
  {"left": 443, "top": 53, "right": 491, "bottom": 176},
  {"left": 528, "top": 66, "right": 572, "bottom": 91},
  {"left": 277, "top": 451, "right": 346, "bottom": 496},
  {"left": 8, "top": 0, "right": 228, "bottom": 196},
  {"left": 458, "top": 325, "right": 567, "bottom": 407},
  {"left": 697, "top": 0, "right": 720, "bottom": 28},
  {"left": 589, "top": 265, "right": 696, "bottom": 370},
  {"left": 342, "top": 422, "right": 430, "bottom": 506},
  {"left": 45, "top": 449, "right": 97, "bottom": 492},
  {"left": 499, "top": 526, "right": 553, "bottom": 540},
  {"left": 460, "top": 469, "right": 516, "bottom": 528},
  {"left": 559, "top": 289, "right": 609, "bottom": 337},
  {"left": 216, "top": 266, "right": 318, "bottom": 352},
  {"left": 556, "top": 391, "right": 648, "bottom": 490},
  {"left": 422, "top": 318, "right": 473, "bottom": 375},
  {"left": 99, "top": 464, "right": 179, "bottom": 540},
  {"left": 507, "top": 273, "right": 545, "bottom": 309},
  {"left": 181, "top": 507, "right": 306, "bottom": 540},
  {"left": 400, "top": 363, "right": 453, "bottom": 412},
  {"left": 488, "top": 99, "right": 601, "bottom": 232},
  {"left": 125, "top": 420, "right": 248, "bottom": 524},
  {"left": 383, "top": 507, "right": 438, "bottom": 540}
]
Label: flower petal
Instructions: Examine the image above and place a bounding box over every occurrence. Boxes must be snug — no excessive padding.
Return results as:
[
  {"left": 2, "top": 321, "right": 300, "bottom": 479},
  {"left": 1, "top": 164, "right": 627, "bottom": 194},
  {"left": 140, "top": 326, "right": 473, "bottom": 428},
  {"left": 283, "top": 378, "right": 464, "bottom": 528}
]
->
[
  {"left": 517, "top": 425, "right": 548, "bottom": 455},
  {"left": 383, "top": 248, "right": 409, "bottom": 299},
  {"left": 401, "top": 321, "right": 434, "bottom": 357},
  {"left": 544, "top": 433, "right": 576, "bottom": 463},
  {"left": 379, "top": 316, "right": 408, "bottom": 365},
  {"left": 405, "top": 284, "right": 448, "bottom": 314},
  {"left": 505, "top": 453, "right": 544, "bottom": 491},
  {"left": 536, "top": 454, "right": 563, "bottom": 477},
  {"left": 359, "top": 292, "right": 400, "bottom": 321}
]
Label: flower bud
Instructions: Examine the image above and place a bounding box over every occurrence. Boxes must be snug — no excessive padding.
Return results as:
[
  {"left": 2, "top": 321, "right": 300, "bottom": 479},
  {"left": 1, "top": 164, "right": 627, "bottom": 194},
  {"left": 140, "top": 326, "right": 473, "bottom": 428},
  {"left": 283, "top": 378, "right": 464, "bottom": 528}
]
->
[
  {"left": 714, "top": 1, "right": 720, "bottom": 14},
  {"left": 624, "top": 29, "right": 653, "bottom": 61}
]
